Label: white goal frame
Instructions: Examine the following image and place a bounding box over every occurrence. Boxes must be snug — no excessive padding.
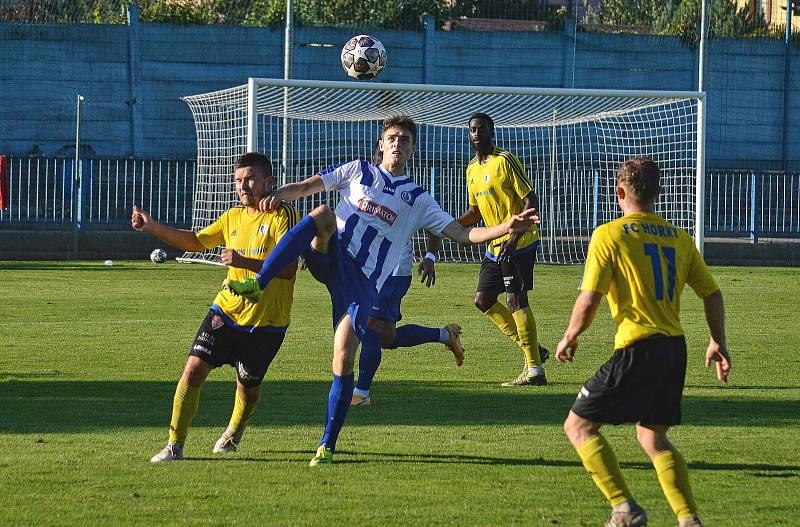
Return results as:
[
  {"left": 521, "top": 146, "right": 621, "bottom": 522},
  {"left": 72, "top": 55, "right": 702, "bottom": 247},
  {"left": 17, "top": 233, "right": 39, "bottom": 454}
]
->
[{"left": 180, "top": 78, "right": 705, "bottom": 265}]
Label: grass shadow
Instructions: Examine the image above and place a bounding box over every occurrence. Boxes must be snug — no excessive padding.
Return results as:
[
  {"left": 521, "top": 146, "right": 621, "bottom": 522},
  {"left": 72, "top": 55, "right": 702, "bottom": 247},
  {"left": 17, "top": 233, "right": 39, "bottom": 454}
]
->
[
  {"left": 1, "top": 379, "right": 798, "bottom": 434},
  {"left": 146, "top": 449, "right": 800, "bottom": 474}
]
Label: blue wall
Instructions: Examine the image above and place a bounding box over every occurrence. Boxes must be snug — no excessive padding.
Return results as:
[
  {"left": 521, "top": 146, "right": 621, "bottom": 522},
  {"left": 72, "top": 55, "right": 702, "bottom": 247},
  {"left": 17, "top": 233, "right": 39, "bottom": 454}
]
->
[{"left": 0, "top": 15, "right": 797, "bottom": 169}]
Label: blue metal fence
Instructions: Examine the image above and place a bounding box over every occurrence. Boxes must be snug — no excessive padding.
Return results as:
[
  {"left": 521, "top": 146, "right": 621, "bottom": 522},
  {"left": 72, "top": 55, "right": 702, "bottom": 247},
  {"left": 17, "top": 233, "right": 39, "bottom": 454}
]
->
[
  {"left": 706, "top": 169, "right": 800, "bottom": 241},
  {"left": 1, "top": 156, "right": 798, "bottom": 241},
  {"left": 0, "top": 156, "right": 195, "bottom": 228}
]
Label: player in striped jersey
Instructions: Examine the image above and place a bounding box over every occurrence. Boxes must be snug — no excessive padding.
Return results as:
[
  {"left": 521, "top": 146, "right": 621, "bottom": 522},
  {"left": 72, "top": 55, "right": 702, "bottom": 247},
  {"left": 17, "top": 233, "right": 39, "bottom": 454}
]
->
[
  {"left": 556, "top": 157, "right": 731, "bottom": 527},
  {"left": 227, "top": 116, "right": 539, "bottom": 465},
  {"left": 351, "top": 145, "right": 464, "bottom": 408},
  {"left": 131, "top": 152, "right": 300, "bottom": 462},
  {"left": 453, "top": 112, "right": 549, "bottom": 386}
]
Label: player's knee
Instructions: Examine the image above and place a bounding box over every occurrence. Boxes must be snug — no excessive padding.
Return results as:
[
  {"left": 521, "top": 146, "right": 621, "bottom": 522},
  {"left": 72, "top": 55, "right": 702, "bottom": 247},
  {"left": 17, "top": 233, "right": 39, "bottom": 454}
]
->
[
  {"left": 563, "top": 417, "right": 577, "bottom": 439},
  {"left": 506, "top": 296, "right": 528, "bottom": 312},
  {"left": 332, "top": 347, "right": 355, "bottom": 374},
  {"left": 380, "top": 327, "right": 397, "bottom": 348},
  {"left": 309, "top": 205, "right": 336, "bottom": 236},
  {"left": 636, "top": 425, "right": 672, "bottom": 455},
  {"left": 564, "top": 412, "right": 595, "bottom": 444},
  {"left": 182, "top": 359, "right": 210, "bottom": 386},
  {"left": 474, "top": 298, "right": 492, "bottom": 312}
]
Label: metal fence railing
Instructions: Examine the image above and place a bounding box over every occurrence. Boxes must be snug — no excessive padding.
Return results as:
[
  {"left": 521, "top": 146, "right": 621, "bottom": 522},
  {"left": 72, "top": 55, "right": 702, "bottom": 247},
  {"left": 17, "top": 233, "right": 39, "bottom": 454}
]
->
[
  {"left": 706, "top": 169, "right": 800, "bottom": 242},
  {"left": 0, "top": 156, "right": 195, "bottom": 229},
  {"left": 1, "top": 156, "right": 798, "bottom": 242}
]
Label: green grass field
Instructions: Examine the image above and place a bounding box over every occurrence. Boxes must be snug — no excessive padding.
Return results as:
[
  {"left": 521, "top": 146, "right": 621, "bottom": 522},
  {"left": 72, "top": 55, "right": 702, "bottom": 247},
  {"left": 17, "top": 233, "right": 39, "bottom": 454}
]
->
[{"left": 1, "top": 261, "right": 798, "bottom": 526}]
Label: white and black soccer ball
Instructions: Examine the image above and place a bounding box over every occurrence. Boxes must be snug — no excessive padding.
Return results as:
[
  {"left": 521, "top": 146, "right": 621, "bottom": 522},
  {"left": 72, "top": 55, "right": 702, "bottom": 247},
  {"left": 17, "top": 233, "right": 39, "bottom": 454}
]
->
[
  {"left": 150, "top": 248, "right": 167, "bottom": 264},
  {"left": 341, "top": 35, "right": 387, "bottom": 81}
]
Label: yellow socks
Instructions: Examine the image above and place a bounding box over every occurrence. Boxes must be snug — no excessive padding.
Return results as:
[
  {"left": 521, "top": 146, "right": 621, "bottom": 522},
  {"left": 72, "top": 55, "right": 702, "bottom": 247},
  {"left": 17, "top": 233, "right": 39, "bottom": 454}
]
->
[
  {"left": 512, "top": 307, "right": 541, "bottom": 368},
  {"left": 168, "top": 381, "right": 201, "bottom": 445},
  {"left": 485, "top": 302, "right": 520, "bottom": 344},
  {"left": 653, "top": 450, "right": 698, "bottom": 521},
  {"left": 576, "top": 434, "right": 632, "bottom": 507},
  {"left": 224, "top": 390, "right": 259, "bottom": 440}
]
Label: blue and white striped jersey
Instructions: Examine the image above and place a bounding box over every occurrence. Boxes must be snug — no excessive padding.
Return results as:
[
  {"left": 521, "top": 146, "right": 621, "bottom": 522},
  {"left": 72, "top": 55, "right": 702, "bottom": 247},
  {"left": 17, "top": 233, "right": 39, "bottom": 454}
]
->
[{"left": 319, "top": 160, "right": 453, "bottom": 291}]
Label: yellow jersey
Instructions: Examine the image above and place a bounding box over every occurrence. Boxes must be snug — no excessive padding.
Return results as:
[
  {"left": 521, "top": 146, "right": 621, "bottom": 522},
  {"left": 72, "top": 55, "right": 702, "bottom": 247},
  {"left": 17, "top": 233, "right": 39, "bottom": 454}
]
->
[
  {"left": 467, "top": 146, "right": 540, "bottom": 259},
  {"left": 196, "top": 203, "right": 299, "bottom": 331},
  {"left": 581, "top": 211, "right": 719, "bottom": 349}
]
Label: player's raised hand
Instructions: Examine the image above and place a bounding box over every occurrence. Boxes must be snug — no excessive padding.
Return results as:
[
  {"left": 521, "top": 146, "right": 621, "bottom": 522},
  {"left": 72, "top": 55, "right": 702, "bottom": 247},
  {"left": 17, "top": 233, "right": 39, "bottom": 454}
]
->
[
  {"left": 417, "top": 256, "right": 436, "bottom": 287},
  {"left": 556, "top": 335, "right": 578, "bottom": 363},
  {"left": 131, "top": 205, "right": 153, "bottom": 232},
  {"left": 705, "top": 341, "right": 731, "bottom": 382},
  {"left": 507, "top": 208, "right": 541, "bottom": 235},
  {"left": 519, "top": 207, "right": 541, "bottom": 223},
  {"left": 258, "top": 194, "right": 283, "bottom": 212}
]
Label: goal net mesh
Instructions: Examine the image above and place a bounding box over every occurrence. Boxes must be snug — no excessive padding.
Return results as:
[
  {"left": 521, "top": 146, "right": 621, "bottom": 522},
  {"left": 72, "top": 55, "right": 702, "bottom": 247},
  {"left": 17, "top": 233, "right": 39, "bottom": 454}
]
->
[{"left": 182, "top": 80, "right": 699, "bottom": 265}]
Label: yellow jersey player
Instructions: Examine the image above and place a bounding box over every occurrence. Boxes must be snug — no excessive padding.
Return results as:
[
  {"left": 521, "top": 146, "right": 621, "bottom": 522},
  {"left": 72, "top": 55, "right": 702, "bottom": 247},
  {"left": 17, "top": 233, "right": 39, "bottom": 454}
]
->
[
  {"left": 458, "top": 112, "right": 548, "bottom": 386},
  {"left": 556, "top": 156, "right": 732, "bottom": 527},
  {"left": 131, "top": 152, "right": 299, "bottom": 462}
]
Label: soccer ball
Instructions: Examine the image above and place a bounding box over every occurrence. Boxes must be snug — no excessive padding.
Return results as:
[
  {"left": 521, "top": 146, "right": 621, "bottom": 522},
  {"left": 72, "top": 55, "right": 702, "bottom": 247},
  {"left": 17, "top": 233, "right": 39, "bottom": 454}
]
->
[
  {"left": 150, "top": 248, "right": 167, "bottom": 264},
  {"left": 341, "top": 35, "right": 387, "bottom": 81}
]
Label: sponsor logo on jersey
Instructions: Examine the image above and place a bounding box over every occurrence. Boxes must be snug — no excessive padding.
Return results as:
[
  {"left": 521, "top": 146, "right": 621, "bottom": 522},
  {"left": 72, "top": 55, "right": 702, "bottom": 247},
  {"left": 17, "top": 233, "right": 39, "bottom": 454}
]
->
[
  {"left": 236, "top": 362, "right": 258, "bottom": 382},
  {"left": 357, "top": 198, "right": 397, "bottom": 225},
  {"left": 193, "top": 344, "right": 211, "bottom": 355},
  {"left": 259, "top": 224, "right": 268, "bottom": 236},
  {"left": 484, "top": 174, "right": 490, "bottom": 183},
  {"left": 211, "top": 315, "right": 224, "bottom": 330},
  {"left": 231, "top": 229, "right": 238, "bottom": 237}
]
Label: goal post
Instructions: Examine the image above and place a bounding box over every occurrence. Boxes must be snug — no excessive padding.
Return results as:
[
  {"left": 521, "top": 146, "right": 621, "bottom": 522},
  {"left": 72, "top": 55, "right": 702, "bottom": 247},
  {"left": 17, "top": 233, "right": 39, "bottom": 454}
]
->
[{"left": 181, "top": 78, "right": 704, "bottom": 265}]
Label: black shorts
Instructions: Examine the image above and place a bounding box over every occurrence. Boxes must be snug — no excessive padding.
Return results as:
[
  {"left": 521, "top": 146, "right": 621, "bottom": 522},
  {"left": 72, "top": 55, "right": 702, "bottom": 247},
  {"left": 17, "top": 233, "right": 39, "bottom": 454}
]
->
[
  {"left": 570, "top": 335, "right": 687, "bottom": 426},
  {"left": 476, "top": 247, "right": 537, "bottom": 296},
  {"left": 189, "top": 310, "right": 285, "bottom": 388}
]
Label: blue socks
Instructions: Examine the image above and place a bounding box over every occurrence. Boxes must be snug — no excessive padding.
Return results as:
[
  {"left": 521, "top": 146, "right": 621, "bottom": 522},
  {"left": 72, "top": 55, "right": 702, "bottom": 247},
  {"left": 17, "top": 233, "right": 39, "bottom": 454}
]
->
[
  {"left": 355, "top": 328, "right": 382, "bottom": 392},
  {"left": 255, "top": 215, "right": 318, "bottom": 289},
  {"left": 392, "top": 324, "right": 442, "bottom": 348},
  {"left": 320, "top": 372, "right": 354, "bottom": 451}
]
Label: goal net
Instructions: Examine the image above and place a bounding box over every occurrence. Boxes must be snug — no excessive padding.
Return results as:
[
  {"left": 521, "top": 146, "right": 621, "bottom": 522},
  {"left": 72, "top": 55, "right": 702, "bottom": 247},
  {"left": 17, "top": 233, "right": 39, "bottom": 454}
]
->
[{"left": 181, "top": 79, "right": 703, "bottom": 265}]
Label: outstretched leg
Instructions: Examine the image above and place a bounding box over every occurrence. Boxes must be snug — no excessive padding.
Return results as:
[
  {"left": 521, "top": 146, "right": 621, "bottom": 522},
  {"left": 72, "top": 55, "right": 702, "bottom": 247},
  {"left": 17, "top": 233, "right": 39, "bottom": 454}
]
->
[{"left": 227, "top": 205, "right": 337, "bottom": 301}]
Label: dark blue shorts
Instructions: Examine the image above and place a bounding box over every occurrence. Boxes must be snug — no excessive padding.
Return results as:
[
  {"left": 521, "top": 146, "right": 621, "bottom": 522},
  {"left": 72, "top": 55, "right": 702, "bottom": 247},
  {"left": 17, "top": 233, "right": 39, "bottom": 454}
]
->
[
  {"left": 303, "top": 234, "right": 378, "bottom": 339},
  {"left": 369, "top": 274, "right": 412, "bottom": 323}
]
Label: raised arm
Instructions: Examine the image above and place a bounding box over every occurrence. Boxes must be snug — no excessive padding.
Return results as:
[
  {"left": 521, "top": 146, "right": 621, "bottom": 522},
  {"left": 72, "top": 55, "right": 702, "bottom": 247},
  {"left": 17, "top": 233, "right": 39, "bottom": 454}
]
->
[
  {"left": 131, "top": 206, "right": 204, "bottom": 252},
  {"left": 441, "top": 208, "right": 539, "bottom": 246},
  {"left": 702, "top": 289, "right": 731, "bottom": 382},
  {"left": 259, "top": 175, "right": 326, "bottom": 212}
]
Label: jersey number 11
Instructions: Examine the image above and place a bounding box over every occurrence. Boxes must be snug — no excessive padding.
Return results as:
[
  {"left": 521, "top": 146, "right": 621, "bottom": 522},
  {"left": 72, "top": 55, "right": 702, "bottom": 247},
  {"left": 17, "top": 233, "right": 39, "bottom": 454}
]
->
[{"left": 644, "top": 243, "right": 676, "bottom": 301}]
